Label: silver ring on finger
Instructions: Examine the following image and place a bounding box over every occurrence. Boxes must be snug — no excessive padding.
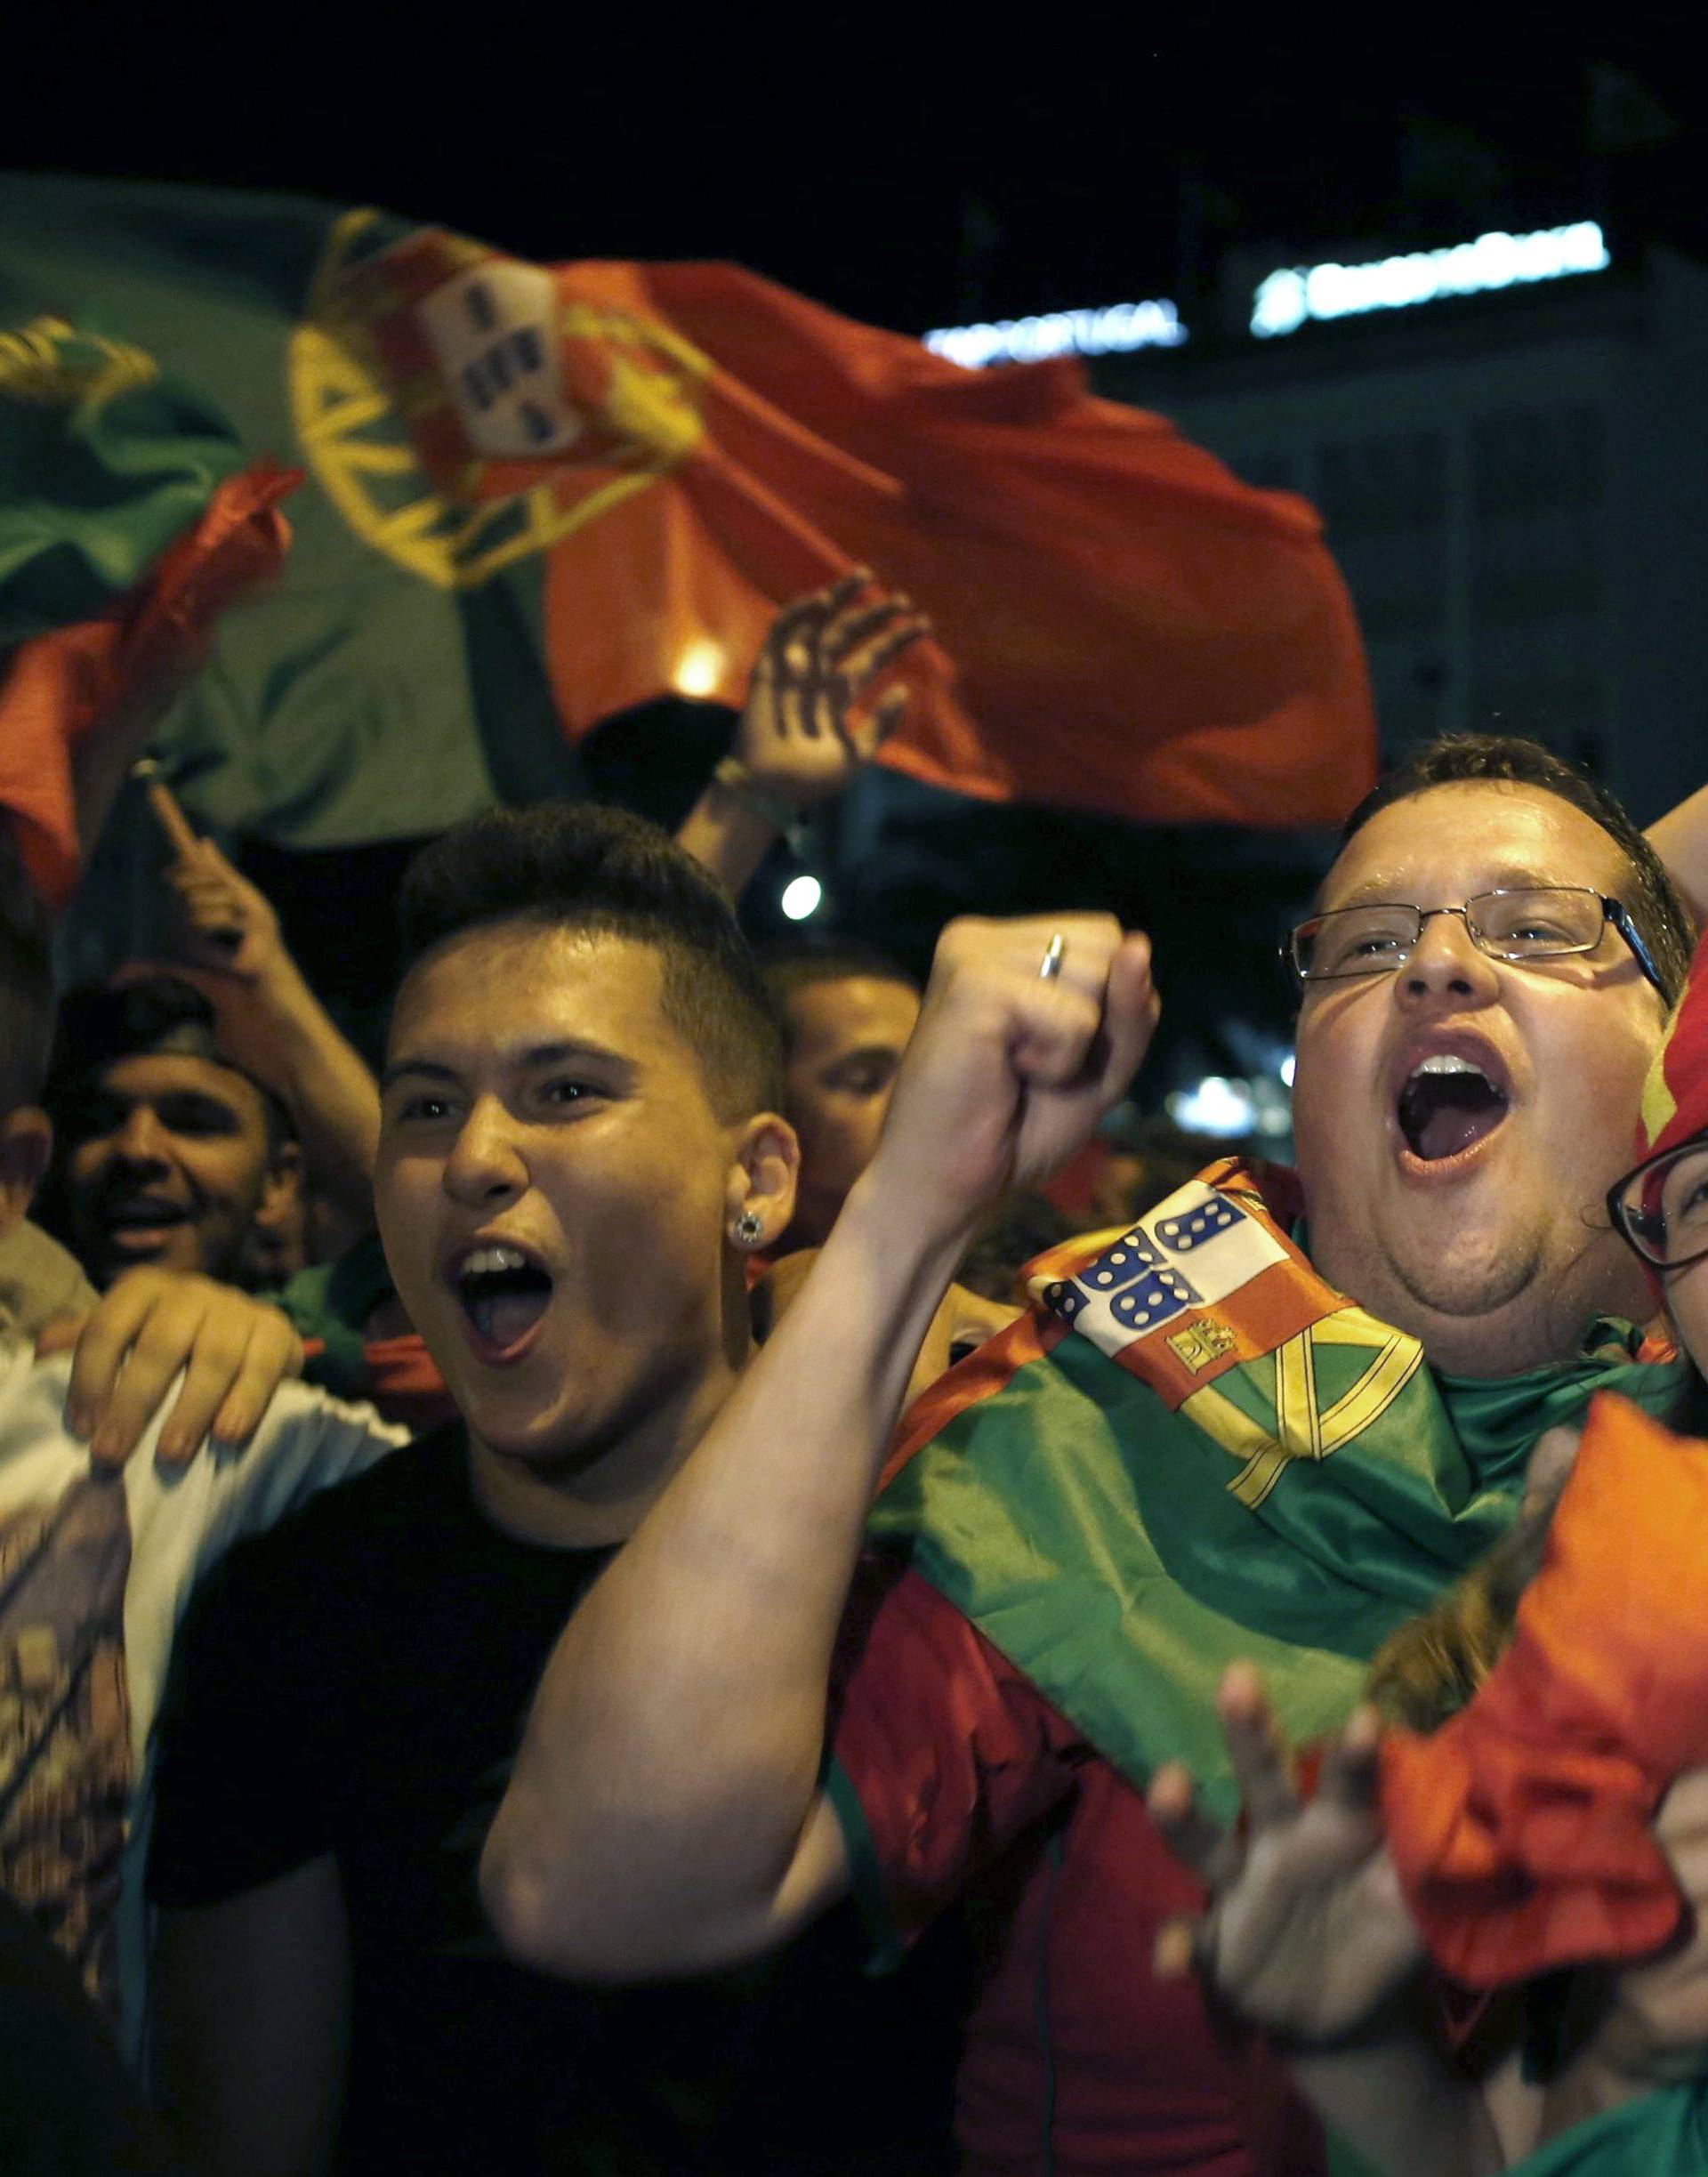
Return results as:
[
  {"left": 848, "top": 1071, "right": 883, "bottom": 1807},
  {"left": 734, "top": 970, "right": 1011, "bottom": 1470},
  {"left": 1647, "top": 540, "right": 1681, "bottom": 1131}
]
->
[{"left": 1038, "top": 931, "right": 1066, "bottom": 981}]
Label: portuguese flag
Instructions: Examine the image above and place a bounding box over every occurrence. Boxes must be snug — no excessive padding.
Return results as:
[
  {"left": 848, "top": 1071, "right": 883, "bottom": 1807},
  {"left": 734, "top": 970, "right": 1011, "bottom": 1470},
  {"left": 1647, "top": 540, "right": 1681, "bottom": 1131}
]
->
[
  {"left": 0, "top": 174, "right": 1374, "bottom": 859},
  {"left": 871, "top": 1161, "right": 1688, "bottom": 1818}
]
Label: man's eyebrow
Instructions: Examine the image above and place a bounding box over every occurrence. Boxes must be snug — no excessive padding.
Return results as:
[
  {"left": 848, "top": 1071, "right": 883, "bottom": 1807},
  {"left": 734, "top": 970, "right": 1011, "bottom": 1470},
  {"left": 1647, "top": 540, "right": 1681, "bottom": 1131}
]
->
[
  {"left": 1325, "top": 867, "right": 1572, "bottom": 911},
  {"left": 379, "top": 1057, "right": 460, "bottom": 1093},
  {"left": 826, "top": 1041, "right": 906, "bottom": 1064},
  {"left": 514, "top": 1038, "right": 632, "bottom": 1072},
  {"left": 379, "top": 1040, "right": 635, "bottom": 1093}
]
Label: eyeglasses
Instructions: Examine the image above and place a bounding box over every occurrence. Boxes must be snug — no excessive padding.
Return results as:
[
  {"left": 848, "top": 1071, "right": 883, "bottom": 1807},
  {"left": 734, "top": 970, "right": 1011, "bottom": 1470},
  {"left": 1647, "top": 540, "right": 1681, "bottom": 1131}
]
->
[
  {"left": 1285, "top": 886, "right": 1668, "bottom": 1001},
  {"left": 1607, "top": 1134, "right": 1708, "bottom": 1273}
]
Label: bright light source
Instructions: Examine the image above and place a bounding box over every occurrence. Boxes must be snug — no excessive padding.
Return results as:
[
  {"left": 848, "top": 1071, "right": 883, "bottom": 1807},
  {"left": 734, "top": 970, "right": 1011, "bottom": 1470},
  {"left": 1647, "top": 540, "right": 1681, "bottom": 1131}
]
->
[
  {"left": 779, "top": 875, "right": 823, "bottom": 922},
  {"left": 1251, "top": 221, "right": 1609, "bottom": 338},
  {"left": 924, "top": 299, "right": 1188, "bottom": 369},
  {"left": 1279, "top": 1053, "right": 1296, "bottom": 1088},
  {"left": 1165, "top": 1076, "right": 1257, "bottom": 1139},
  {"left": 673, "top": 639, "right": 725, "bottom": 698}
]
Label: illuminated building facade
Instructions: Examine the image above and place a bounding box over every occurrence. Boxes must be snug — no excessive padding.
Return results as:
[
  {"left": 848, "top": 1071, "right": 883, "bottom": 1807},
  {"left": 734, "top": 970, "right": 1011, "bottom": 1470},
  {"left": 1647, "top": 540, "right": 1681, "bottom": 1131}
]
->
[{"left": 1084, "top": 238, "right": 1708, "bottom": 825}]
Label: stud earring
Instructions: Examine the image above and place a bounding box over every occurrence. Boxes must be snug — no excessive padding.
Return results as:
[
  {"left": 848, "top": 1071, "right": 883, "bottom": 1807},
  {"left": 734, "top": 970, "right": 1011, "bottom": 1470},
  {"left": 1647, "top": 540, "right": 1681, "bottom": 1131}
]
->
[{"left": 735, "top": 1209, "right": 764, "bottom": 1246}]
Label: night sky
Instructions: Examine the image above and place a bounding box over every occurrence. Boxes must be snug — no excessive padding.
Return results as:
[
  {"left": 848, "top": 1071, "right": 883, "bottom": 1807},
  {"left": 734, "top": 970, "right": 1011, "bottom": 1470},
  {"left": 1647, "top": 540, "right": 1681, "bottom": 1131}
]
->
[{"left": 14, "top": 15, "right": 1704, "bottom": 335}]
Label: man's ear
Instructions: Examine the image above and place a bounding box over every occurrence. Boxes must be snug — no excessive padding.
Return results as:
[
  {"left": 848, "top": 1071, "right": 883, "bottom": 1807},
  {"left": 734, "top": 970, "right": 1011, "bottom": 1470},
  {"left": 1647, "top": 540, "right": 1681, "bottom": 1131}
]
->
[
  {"left": 724, "top": 1113, "right": 801, "bottom": 1254},
  {"left": 260, "top": 1138, "right": 304, "bottom": 1224},
  {"left": 0, "top": 1106, "right": 52, "bottom": 1240}
]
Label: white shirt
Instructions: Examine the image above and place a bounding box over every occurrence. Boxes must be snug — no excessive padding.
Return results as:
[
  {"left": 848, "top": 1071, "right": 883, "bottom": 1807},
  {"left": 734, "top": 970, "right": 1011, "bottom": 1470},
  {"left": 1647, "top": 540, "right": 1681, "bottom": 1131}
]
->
[{"left": 0, "top": 1336, "right": 407, "bottom": 2055}]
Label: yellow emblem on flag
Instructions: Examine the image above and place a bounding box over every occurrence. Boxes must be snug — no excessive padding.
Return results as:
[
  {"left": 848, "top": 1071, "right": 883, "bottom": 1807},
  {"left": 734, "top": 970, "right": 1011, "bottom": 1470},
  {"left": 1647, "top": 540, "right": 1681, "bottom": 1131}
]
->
[
  {"left": 1166, "top": 1318, "right": 1238, "bottom": 1375},
  {"left": 1180, "top": 1306, "right": 1424, "bottom": 1509},
  {"left": 289, "top": 212, "right": 710, "bottom": 591},
  {"left": 0, "top": 317, "right": 157, "bottom": 409}
]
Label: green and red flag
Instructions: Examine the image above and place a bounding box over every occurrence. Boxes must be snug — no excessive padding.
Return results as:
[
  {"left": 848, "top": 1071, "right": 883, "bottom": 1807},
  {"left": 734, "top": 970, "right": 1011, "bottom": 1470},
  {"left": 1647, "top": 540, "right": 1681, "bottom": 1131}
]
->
[
  {"left": 0, "top": 175, "right": 1375, "bottom": 857},
  {"left": 0, "top": 310, "right": 294, "bottom": 907},
  {"left": 868, "top": 1160, "right": 1687, "bottom": 1816}
]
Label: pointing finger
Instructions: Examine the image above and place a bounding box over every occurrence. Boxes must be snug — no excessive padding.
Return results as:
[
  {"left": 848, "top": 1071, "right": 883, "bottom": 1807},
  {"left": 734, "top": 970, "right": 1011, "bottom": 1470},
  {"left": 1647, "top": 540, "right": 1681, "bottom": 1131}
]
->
[
  {"left": 1219, "top": 1665, "right": 1300, "bottom": 1833},
  {"left": 144, "top": 777, "right": 203, "bottom": 863}
]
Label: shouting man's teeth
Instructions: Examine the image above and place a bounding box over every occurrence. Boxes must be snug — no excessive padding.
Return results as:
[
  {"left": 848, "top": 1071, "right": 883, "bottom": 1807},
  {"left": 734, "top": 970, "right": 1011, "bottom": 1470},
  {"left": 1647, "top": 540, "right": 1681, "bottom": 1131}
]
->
[
  {"left": 1398, "top": 1055, "right": 1509, "bottom": 1163},
  {"left": 455, "top": 1246, "right": 554, "bottom": 1352}
]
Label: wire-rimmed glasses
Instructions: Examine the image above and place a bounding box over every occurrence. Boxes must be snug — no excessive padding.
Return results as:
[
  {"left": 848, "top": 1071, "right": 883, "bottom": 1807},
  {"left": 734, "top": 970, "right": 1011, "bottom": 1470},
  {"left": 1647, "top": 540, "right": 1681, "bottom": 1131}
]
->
[{"left": 1285, "top": 886, "right": 1667, "bottom": 1000}]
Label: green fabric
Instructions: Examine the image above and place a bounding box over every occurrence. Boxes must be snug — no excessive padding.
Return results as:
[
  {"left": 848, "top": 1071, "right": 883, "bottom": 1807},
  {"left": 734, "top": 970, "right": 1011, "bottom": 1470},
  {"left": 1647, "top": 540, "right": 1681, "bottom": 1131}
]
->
[
  {"left": 1321, "top": 2133, "right": 1390, "bottom": 2177},
  {"left": 821, "top": 1760, "right": 906, "bottom": 1977},
  {"left": 270, "top": 1236, "right": 397, "bottom": 1402},
  {"left": 0, "top": 175, "right": 533, "bottom": 850},
  {"left": 1506, "top": 2084, "right": 1708, "bottom": 2173},
  {"left": 0, "top": 315, "right": 250, "bottom": 645},
  {"left": 867, "top": 1294, "right": 1686, "bottom": 1819}
]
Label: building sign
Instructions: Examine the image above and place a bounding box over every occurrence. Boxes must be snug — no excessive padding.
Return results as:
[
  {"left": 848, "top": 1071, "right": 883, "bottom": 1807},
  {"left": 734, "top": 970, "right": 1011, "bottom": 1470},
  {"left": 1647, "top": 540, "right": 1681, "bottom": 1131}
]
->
[
  {"left": 1251, "top": 222, "right": 1609, "bottom": 339},
  {"left": 924, "top": 299, "right": 1187, "bottom": 368}
]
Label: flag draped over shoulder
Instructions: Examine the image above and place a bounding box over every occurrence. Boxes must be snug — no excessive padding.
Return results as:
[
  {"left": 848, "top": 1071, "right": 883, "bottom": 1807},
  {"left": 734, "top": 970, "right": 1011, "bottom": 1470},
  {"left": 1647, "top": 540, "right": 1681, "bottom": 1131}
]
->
[
  {"left": 0, "top": 175, "right": 1374, "bottom": 851},
  {"left": 0, "top": 312, "right": 293, "bottom": 906},
  {"left": 867, "top": 1160, "right": 1688, "bottom": 1818}
]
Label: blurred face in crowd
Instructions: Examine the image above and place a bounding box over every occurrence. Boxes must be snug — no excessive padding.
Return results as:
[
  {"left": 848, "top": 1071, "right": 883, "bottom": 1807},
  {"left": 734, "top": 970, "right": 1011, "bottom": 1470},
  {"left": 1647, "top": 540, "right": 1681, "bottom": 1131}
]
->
[
  {"left": 1291, "top": 783, "right": 1669, "bottom": 1376},
  {"left": 58, "top": 1052, "right": 284, "bottom": 1289},
  {"left": 780, "top": 974, "right": 921, "bottom": 1246},
  {"left": 375, "top": 923, "right": 794, "bottom": 1542}
]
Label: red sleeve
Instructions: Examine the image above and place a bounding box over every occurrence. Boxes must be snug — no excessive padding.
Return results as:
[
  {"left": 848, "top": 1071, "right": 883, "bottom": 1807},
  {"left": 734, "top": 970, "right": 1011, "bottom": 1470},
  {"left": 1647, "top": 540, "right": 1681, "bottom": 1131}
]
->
[{"left": 825, "top": 1554, "right": 1088, "bottom": 1960}]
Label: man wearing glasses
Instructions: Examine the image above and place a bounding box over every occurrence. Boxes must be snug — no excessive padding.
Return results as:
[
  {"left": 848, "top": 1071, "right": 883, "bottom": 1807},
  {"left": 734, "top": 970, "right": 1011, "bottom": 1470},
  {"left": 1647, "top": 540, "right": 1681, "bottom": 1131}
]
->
[{"left": 482, "top": 736, "right": 1697, "bottom": 2177}]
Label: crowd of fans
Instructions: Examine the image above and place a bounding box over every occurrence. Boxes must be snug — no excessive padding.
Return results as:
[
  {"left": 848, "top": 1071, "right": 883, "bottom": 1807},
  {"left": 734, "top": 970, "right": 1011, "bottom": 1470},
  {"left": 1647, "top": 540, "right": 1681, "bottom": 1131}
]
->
[{"left": 7, "top": 567, "right": 1708, "bottom": 2177}]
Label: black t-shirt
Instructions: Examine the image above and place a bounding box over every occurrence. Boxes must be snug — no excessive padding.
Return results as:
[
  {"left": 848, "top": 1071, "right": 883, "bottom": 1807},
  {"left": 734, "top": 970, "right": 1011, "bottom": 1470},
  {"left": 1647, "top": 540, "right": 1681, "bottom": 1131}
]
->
[{"left": 148, "top": 1425, "right": 962, "bottom": 2177}]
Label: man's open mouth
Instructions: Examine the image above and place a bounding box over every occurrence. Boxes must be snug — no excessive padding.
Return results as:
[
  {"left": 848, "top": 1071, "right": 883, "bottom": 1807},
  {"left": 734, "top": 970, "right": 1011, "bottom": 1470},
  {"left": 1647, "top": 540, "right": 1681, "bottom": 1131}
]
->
[
  {"left": 101, "top": 1198, "right": 190, "bottom": 1247},
  {"left": 453, "top": 1242, "right": 554, "bottom": 1358},
  {"left": 1396, "top": 1054, "right": 1510, "bottom": 1163}
]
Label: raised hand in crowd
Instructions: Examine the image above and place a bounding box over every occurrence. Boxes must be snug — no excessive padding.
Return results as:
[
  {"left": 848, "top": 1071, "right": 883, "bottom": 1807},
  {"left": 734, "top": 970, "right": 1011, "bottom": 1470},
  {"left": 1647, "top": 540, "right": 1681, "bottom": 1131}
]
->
[
  {"left": 37, "top": 1266, "right": 304, "bottom": 1466},
  {"left": 675, "top": 569, "right": 930, "bottom": 895},
  {"left": 142, "top": 770, "right": 382, "bottom": 1240},
  {"left": 1149, "top": 1666, "right": 1483, "bottom": 2177},
  {"left": 1148, "top": 1665, "right": 1420, "bottom": 2042}
]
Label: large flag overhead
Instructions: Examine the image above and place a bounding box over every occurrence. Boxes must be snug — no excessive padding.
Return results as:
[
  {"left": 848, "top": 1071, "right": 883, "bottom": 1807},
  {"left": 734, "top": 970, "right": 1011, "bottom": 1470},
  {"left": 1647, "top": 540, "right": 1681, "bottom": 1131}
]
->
[{"left": 0, "top": 175, "right": 1375, "bottom": 851}]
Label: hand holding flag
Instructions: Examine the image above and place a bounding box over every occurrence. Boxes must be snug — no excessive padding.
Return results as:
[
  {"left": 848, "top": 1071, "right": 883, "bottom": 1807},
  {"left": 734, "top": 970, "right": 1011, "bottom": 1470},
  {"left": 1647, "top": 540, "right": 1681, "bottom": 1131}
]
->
[{"left": 141, "top": 769, "right": 286, "bottom": 988}]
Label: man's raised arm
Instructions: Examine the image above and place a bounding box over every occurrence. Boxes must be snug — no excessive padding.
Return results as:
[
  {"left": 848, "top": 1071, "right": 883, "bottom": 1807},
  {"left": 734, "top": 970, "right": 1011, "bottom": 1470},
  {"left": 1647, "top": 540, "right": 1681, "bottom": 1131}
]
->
[{"left": 479, "top": 914, "right": 1156, "bottom": 1979}]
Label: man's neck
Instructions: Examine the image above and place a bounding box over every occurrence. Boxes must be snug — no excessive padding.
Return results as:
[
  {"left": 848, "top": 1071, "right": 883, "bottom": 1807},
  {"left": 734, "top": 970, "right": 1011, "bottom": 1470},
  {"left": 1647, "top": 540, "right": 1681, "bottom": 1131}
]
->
[
  {"left": 465, "top": 1347, "right": 747, "bottom": 1550},
  {"left": 1334, "top": 1254, "right": 1652, "bottom": 1381}
]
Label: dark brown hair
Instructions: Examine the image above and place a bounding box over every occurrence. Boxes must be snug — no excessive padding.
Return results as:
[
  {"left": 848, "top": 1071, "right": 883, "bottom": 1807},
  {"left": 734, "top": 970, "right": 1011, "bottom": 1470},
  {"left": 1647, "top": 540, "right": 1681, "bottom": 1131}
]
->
[
  {"left": 1336, "top": 736, "right": 1695, "bottom": 1004},
  {"left": 398, "top": 802, "right": 783, "bottom": 1116}
]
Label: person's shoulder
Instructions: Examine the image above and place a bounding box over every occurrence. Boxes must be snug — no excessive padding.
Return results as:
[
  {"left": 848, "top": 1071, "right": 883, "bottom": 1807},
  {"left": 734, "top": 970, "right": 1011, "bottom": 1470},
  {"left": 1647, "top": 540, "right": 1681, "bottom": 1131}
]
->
[
  {"left": 0, "top": 1342, "right": 83, "bottom": 1481},
  {"left": 207, "top": 1419, "right": 469, "bottom": 1585}
]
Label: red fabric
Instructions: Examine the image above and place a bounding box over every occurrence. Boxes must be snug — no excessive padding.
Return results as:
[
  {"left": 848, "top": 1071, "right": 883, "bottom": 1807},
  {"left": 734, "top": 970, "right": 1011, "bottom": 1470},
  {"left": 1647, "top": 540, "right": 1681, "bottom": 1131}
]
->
[
  {"left": 0, "top": 463, "right": 297, "bottom": 910},
  {"left": 297, "top": 1330, "right": 457, "bottom": 1436},
  {"left": 1382, "top": 1392, "right": 1708, "bottom": 1988},
  {"left": 345, "top": 234, "right": 1375, "bottom": 833},
  {"left": 831, "top": 1557, "right": 1324, "bottom": 2176},
  {"left": 359, "top": 1333, "right": 458, "bottom": 1435}
]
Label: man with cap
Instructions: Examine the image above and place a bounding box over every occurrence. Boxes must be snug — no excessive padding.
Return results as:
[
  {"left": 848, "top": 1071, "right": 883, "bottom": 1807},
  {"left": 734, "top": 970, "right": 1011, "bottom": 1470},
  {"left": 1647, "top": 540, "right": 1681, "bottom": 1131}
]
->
[{"left": 39, "top": 975, "right": 302, "bottom": 1295}]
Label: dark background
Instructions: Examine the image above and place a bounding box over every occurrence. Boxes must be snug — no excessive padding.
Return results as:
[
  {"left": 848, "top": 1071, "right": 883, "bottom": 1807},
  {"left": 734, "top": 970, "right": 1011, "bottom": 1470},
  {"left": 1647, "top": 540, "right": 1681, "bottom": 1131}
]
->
[
  {"left": 18, "top": 10, "right": 1706, "bottom": 1108},
  {"left": 15, "top": 15, "right": 1704, "bottom": 339}
]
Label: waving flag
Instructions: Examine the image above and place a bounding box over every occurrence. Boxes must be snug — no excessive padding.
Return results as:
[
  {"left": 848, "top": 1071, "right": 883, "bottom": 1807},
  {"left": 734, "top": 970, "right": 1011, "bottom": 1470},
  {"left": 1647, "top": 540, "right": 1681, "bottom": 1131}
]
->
[
  {"left": 0, "top": 311, "right": 293, "bottom": 907},
  {"left": 0, "top": 175, "right": 1374, "bottom": 853}
]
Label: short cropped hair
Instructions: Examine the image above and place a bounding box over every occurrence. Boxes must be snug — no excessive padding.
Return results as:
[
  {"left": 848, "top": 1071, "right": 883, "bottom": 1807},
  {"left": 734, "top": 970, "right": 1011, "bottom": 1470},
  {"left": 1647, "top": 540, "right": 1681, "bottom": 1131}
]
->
[
  {"left": 1336, "top": 735, "right": 1695, "bottom": 1004},
  {"left": 757, "top": 939, "right": 920, "bottom": 1057},
  {"left": 0, "top": 835, "right": 54, "bottom": 1114},
  {"left": 45, "top": 975, "right": 297, "bottom": 1153},
  {"left": 397, "top": 802, "right": 783, "bottom": 1116}
]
